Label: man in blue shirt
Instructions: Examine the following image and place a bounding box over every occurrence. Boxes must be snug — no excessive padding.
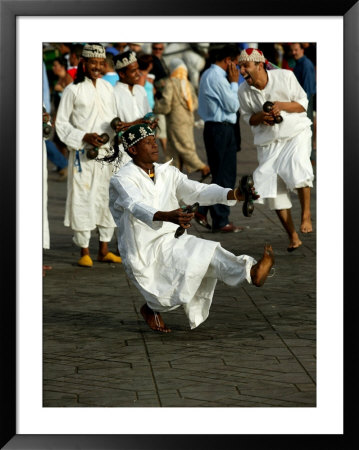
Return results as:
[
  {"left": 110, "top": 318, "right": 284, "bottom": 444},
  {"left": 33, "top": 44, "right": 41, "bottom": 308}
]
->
[
  {"left": 196, "top": 44, "right": 242, "bottom": 232},
  {"left": 291, "top": 43, "right": 316, "bottom": 162}
]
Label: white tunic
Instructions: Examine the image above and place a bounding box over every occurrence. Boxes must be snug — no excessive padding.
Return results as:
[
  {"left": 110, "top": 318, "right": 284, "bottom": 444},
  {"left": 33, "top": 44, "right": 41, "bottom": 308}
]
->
[
  {"left": 238, "top": 69, "right": 314, "bottom": 199},
  {"left": 113, "top": 82, "right": 152, "bottom": 122},
  {"left": 55, "top": 77, "right": 131, "bottom": 231},
  {"left": 43, "top": 108, "right": 51, "bottom": 249},
  {"left": 238, "top": 69, "right": 311, "bottom": 147},
  {"left": 109, "top": 161, "right": 237, "bottom": 329},
  {"left": 43, "top": 138, "right": 50, "bottom": 249}
]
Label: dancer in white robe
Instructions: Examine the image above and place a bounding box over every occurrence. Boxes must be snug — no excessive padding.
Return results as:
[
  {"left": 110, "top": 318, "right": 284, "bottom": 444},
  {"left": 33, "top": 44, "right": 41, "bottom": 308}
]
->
[
  {"left": 107, "top": 123, "right": 275, "bottom": 332},
  {"left": 113, "top": 51, "right": 152, "bottom": 124},
  {"left": 238, "top": 48, "right": 314, "bottom": 251},
  {"left": 42, "top": 107, "right": 52, "bottom": 276},
  {"left": 55, "top": 43, "right": 129, "bottom": 267}
]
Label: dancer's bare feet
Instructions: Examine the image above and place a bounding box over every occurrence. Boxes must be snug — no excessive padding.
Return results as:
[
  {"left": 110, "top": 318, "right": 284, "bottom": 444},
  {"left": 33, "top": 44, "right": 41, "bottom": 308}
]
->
[
  {"left": 250, "top": 244, "right": 275, "bottom": 287},
  {"left": 300, "top": 216, "right": 313, "bottom": 233},
  {"left": 140, "top": 303, "right": 171, "bottom": 333},
  {"left": 287, "top": 234, "right": 302, "bottom": 252}
]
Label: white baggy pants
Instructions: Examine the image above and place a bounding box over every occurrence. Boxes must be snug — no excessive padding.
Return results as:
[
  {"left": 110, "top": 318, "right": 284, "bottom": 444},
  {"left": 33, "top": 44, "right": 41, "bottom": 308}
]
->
[{"left": 73, "top": 226, "right": 115, "bottom": 248}]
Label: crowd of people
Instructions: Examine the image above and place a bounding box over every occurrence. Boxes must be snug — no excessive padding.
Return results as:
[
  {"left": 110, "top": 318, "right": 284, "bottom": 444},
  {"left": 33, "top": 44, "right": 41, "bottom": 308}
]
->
[{"left": 42, "top": 41, "right": 316, "bottom": 331}]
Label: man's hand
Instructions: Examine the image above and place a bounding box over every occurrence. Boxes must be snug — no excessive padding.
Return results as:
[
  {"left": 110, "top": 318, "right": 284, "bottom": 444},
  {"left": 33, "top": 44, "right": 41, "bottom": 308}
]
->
[
  {"left": 153, "top": 208, "right": 195, "bottom": 228},
  {"left": 250, "top": 111, "right": 275, "bottom": 126},
  {"left": 228, "top": 186, "right": 260, "bottom": 201},
  {"left": 148, "top": 118, "right": 159, "bottom": 130},
  {"left": 271, "top": 102, "right": 283, "bottom": 117},
  {"left": 83, "top": 133, "right": 105, "bottom": 147},
  {"left": 262, "top": 112, "right": 275, "bottom": 126},
  {"left": 227, "top": 61, "right": 240, "bottom": 83}
]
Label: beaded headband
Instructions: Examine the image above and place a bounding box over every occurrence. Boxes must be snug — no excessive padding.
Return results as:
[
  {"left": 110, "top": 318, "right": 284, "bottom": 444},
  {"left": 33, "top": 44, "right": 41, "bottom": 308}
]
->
[
  {"left": 121, "top": 124, "right": 155, "bottom": 149},
  {"left": 82, "top": 43, "right": 106, "bottom": 59},
  {"left": 238, "top": 48, "right": 266, "bottom": 63},
  {"left": 115, "top": 51, "right": 137, "bottom": 70}
]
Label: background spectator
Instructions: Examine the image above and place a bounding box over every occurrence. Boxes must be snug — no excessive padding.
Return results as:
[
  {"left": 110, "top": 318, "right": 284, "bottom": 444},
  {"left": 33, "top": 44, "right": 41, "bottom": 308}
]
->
[{"left": 102, "top": 53, "right": 120, "bottom": 86}]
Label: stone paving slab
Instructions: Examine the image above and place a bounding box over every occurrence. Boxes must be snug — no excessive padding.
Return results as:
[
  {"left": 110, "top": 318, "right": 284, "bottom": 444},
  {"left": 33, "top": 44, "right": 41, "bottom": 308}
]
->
[{"left": 43, "top": 117, "right": 316, "bottom": 407}]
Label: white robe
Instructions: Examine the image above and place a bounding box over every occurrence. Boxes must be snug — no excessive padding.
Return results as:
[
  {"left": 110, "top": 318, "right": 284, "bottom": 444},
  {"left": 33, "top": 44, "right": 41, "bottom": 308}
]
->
[
  {"left": 43, "top": 107, "right": 51, "bottom": 249},
  {"left": 113, "top": 82, "right": 152, "bottom": 122},
  {"left": 42, "top": 138, "right": 50, "bottom": 249},
  {"left": 238, "top": 69, "right": 314, "bottom": 200},
  {"left": 55, "top": 77, "right": 131, "bottom": 231},
  {"left": 109, "top": 161, "right": 237, "bottom": 329}
]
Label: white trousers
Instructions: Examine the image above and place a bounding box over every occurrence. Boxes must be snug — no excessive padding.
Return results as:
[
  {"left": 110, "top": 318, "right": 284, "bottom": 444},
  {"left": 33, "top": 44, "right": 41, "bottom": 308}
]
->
[
  {"left": 264, "top": 175, "right": 293, "bottom": 210},
  {"left": 73, "top": 226, "right": 115, "bottom": 248},
  {"left": 138, "top": 243, "right": 256, "bottom": 314},
  {"left": 254, "top": 127, "right": 314, "bottom": 209},
  {"left": 206, "top": 245, "right": 256, "bottom": 286},
  {"left": 42, "top": 140, "right": 50, "bottom": 249}
]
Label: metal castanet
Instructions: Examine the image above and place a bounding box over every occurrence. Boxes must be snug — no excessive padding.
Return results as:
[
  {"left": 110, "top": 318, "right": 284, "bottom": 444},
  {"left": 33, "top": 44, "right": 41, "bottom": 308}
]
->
[
  {"left": 174, "top": 202, "right": 199, "bottom": 238},
  {"left": 86, "top": 133, "right": 110, "bottom": 160},
  {"left": 263, "top": 101, "right": 283, "bottom": 125},
  {"left": 240, "top": 175, "right": 255, "bottom": 217}
]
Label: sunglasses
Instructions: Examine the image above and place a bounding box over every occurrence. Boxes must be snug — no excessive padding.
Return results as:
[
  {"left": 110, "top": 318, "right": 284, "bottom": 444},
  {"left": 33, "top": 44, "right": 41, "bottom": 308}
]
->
[{"left": 153, "top": 47, "right": 164, "bottom": 51}]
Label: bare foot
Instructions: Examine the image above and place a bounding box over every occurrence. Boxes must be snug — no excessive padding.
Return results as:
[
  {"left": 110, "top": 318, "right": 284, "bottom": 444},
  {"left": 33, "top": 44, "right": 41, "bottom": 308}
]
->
[
  {"left": 140, "top": 303, "right": 171, "bottom": 333},
  {"left": 287, "top": 235, "right": 302, "bottom": 252},
  {"left": 250, "top": 245, "right": 275, "bottom": 287},
  {"left": 300, "top": 217, "right": 313, "bottom": 233}
]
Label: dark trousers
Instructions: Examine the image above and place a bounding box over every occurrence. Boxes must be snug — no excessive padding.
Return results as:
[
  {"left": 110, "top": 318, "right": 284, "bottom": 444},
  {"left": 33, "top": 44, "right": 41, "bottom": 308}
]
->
[{"left": 198, "top": 121, "right": 237, "bottom": 229}]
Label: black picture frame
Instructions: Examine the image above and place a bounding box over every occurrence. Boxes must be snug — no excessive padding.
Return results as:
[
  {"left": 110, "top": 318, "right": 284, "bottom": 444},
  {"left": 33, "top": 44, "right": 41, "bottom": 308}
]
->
[{"left": 1, "top": 1, "right": 357, "bottom": 448}]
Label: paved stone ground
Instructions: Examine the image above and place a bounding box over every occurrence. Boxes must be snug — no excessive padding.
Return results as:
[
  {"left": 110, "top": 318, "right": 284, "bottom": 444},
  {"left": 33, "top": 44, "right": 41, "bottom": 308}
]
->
[{"left": 43, "top": 117, "right": 316, "bottom": 407}]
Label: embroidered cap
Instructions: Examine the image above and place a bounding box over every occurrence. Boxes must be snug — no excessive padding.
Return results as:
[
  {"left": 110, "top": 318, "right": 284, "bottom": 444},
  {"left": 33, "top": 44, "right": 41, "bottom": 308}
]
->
[
  {"left": 238, "top": 48, "right": 267, "bottom": 64},
  {"left": 121, "top": 124, "right": 155, "bottom": 149},
  {"left": 114, "top": 51, "right": 137, "bottom": 70},
  {"left": 82, "top": 43, "right": 106, "bottom": 59}
]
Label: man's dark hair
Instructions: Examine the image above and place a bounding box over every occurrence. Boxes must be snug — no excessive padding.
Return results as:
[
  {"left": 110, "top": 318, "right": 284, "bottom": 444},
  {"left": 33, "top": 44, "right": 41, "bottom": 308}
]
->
[
  {"left": 138, "top": 54, "right": 153, "bottom": 71},
  {"left": 213, "top": 44, "right": 240, "bottom": 62},
  {"left": 70, "top": 43, "right": 84, "bottom": 59},
  {"left": 105, "top": 53, "right": 115, "bottom": 69},
  {"left": 293, "top": 42, "right": 305, "bottom": 50},
  {"left": 53, "top": 56, "right": 68, "bottom": 68}
]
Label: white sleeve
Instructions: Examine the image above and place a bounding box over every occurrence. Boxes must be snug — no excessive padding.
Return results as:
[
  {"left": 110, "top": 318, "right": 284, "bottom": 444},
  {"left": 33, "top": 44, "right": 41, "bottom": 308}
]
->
[
  {"left": 109, "top": 177, "right": 163, "bottom": 230},
  {"left": 288, "top": 71, "right": 309, "bottom": 111},
  {"left": 55, "top": 86, "right": 87, "bottom": 150},
  {"left": 175, "top": 170, "right": 236, "bottom": 206},
  {"left": 238, "top": 87, "right": 254, "bottom": 126}
]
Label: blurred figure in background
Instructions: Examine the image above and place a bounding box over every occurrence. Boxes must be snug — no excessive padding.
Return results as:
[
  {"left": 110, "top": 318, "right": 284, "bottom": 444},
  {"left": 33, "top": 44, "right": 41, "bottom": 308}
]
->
[
  {"left": 290, "top": 43, "right": 316, "bottom": 163},
  {"left": 153, "top": 58, "right": 210, "bottom": 178},
  {"left": 102, "top": 53, "right": 120, "bottom": 87},
  {"left": 150, "top": 43, "right": 169, "bottom": 161},
  {"left": 67, "top": 44, "right": 83, "bottom": 80},
  {"left": 137, "top": 54, "right": 155, "bottom": 110},
  {"left": 196, "top": 44, "right": 242, "bottom": 233},
  {"left": 128, "top": 43, "right": 145, "bottom": 58},
  {"left": 52, "top": 57, "right": 73, "bottom": 110}
]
